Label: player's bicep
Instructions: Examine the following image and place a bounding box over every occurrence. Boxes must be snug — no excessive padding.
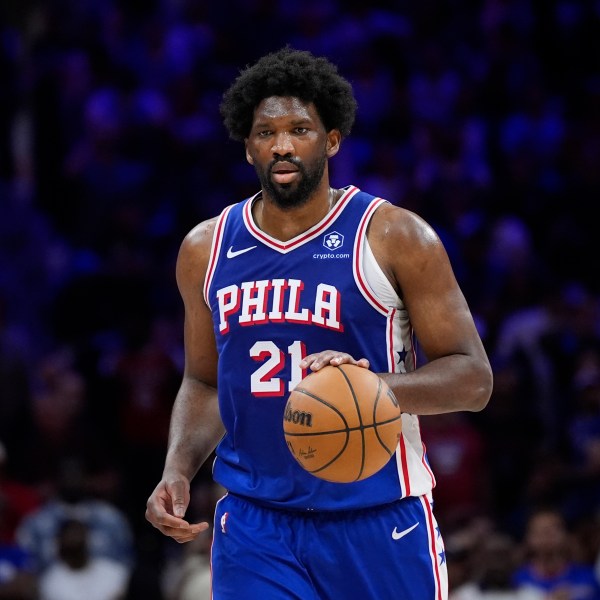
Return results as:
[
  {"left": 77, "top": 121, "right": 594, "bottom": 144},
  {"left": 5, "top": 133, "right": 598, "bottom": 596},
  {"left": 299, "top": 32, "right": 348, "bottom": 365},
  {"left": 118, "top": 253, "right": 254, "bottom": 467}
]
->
[
  {"left": 401, "top": 242, "right": 480, "bottom": 362},
  {"left": 385, "top": 210, "right": 482, "bottom": 362},
  {"left": 182, "top": 298, "right": 218, "bottom": 386},
  {"left": 176, "top": 221, "right": 219, "bottom": 387}
]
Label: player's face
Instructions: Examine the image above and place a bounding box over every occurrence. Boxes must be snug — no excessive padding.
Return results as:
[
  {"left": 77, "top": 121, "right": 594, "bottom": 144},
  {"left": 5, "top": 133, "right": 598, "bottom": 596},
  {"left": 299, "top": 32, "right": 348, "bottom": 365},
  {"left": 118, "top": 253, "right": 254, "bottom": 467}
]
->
[{"left": 245, "top": 96, "right": 340, "bottom": 209}]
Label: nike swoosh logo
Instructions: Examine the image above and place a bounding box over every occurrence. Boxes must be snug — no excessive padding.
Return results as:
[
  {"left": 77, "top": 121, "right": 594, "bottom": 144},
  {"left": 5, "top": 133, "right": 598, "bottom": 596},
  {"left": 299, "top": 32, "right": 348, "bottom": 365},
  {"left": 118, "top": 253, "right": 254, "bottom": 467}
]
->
[
  {"left": 392, "top": 522, "right": 419, "bottom": 540},
  {"left": 226, "top": 245, "right": 257, "bottom": 258}
]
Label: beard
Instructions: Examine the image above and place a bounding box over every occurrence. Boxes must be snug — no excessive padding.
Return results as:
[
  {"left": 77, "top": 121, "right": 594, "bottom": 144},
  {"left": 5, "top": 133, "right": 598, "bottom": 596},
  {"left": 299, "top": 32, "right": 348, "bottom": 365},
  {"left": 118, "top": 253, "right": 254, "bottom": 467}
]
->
[{"left": 254, "top": 152, "right": 327, "bottom": 210}]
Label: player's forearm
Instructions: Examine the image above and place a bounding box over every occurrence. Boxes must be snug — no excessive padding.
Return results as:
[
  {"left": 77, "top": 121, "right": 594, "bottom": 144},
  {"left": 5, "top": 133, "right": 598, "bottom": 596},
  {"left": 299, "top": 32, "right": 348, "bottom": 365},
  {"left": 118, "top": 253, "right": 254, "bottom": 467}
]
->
[
  {"left": 163, "top": 376, "right": 224, "bottom": 481},
  {"left": 381, "top": 353, "right": 493, "bottom": 416}
]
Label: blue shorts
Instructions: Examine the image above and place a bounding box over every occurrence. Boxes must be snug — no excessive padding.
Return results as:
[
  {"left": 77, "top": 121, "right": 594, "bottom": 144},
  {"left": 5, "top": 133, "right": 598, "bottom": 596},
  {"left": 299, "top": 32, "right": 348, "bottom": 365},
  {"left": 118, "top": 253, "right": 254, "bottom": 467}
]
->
[{"left": 211, "top": 493, "right": 448, "bottom": 600}]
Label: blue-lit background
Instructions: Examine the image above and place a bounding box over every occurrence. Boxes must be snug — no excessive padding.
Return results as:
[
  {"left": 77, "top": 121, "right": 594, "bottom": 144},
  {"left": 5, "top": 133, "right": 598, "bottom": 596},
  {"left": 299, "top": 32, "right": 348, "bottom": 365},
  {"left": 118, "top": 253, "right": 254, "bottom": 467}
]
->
[{"left": 0, "top": 1, "right": 598, "bottom": 598}]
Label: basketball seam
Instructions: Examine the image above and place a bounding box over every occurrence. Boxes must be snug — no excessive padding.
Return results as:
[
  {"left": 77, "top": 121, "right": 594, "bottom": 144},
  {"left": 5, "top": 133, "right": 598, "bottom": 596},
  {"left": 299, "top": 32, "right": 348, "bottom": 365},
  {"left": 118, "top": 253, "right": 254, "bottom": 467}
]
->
[
  {"left": 284, "top": 418, "right": 400, "bottom": 437},
  {"left": 292, "top": 387, "right": 350, "bottom": 426},
  {"left": 373, "top": 378, "right": 393, "bottom": 455},
  {"left": 286, "top": 387, "right": 351, "bottom": 476},
  {"left": 337, "top": 365, "right": 366, "bottom": 481}
]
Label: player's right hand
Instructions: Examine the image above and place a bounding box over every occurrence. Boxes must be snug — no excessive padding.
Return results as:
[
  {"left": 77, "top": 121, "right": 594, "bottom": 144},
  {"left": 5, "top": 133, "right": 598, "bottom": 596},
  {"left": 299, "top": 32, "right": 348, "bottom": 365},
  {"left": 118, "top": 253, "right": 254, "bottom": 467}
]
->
[
  {"left": 145, "top": 477, "right": 209, "bottom": 543},
  {"left": 299, "top": 350, "right": 370, "bottom": 372}
]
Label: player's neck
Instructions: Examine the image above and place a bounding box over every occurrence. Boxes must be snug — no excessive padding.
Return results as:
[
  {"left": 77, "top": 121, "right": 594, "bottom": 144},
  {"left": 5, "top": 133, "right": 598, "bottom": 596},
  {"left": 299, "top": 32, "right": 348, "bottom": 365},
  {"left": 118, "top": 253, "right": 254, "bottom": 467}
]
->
[{"left": 254, "top": 184, "right": 342, "bottom": 242}]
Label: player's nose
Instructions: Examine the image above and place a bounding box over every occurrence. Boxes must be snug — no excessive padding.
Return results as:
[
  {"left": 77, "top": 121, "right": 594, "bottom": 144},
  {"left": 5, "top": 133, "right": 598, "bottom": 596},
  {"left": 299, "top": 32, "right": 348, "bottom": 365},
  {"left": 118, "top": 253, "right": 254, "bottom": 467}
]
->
[{"left": 271, "top": 131, "right": 295, "bottom": 156}]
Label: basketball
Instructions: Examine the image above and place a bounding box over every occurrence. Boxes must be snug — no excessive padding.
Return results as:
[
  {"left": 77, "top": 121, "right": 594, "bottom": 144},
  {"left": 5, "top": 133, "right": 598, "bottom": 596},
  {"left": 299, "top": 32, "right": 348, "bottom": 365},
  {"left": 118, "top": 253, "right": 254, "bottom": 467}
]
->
[{"left": 283, "top": 364, "right": 402, "bottom": 483}]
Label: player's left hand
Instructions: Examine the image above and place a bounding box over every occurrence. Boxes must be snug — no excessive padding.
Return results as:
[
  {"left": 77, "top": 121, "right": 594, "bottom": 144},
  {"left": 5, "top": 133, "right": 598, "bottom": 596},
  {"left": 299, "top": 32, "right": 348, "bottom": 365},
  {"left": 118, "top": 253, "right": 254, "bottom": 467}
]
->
[
  {"left": 299, "top": 351, "right": 370, "bottom": 372},
  {"left": 145, "top": 477, "right": 209, "bottom": 544}
]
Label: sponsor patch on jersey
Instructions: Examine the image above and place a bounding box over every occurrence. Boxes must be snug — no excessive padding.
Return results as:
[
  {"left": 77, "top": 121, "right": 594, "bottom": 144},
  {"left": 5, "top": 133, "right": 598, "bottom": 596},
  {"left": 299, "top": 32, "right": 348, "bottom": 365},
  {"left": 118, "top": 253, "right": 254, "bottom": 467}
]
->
[
  {"left": 313, "top": 231, "right": 350, "bottom": 259},
  {"left": 323, "top": 231, "right": 344, "bottom": 250}
]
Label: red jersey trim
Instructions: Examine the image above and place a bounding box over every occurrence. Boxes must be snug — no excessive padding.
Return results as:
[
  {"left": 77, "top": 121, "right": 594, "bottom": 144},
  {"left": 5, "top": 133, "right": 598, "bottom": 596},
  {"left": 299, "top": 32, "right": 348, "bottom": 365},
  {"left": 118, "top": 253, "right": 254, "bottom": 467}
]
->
[
  {"left": 352, "top": 197, "right": 390, "bottom": 316},
  {"left": 421, "top": 495, "right": 444, "bottom": 600},
  {"left": 242, "top": 186, "right": 360, "bottom": 253},
  {"left": 203, "top": 204, "right": 234, "bottom": 305},
  {"left": 398, "top": 434, "right": 411, "bottom": 496}
]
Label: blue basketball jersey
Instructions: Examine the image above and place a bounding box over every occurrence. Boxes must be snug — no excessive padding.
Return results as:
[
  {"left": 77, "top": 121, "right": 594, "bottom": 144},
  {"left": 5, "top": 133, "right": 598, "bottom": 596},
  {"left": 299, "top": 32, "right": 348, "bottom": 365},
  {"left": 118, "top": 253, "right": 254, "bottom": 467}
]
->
[{"left": 204, "top": 186, "right": 435, "bottom": 511}]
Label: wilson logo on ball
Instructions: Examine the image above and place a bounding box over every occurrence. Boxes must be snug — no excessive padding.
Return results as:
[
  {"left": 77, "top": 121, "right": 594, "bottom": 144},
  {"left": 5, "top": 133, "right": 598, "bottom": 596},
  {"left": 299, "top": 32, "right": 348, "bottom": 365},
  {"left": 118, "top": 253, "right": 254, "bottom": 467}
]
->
[{"left": 284, "top": 405, "right": 313, "bottom": 427}]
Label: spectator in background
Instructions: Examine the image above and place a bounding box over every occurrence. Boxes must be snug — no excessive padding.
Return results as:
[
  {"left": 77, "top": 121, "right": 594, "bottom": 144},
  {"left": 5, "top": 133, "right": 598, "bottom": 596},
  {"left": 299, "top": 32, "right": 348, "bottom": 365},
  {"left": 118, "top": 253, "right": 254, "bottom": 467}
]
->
[
  {"left": 0, "top": 442, "right": 41, "bottom": 545},
  {"left": 450, "top": 531, "right": 542, "bottom": 600},
  {"left": 445, "top": 517, "right": 496, "bottom": 596},
  {"left": 38, "top": 518, "right": 129, "bottom": 600},
  {"left": 17, "top": 348, "right": 95, "bottom": 488},
  {"left": 0, "top": 490, "right": 37, "bottom": 600},
  {"left": 15, "top": 458, "right": 134, "bottom": 574},
  {"left": 470, "top": 360, "right": 542, "bottom": 530},
  {"left": 565, "top": 348, "right": 600, "bottom": 518},
  {"left": 164, "top": 527, "right": 211, "bottom": 600},
  {"left": 112, "top": 315, "right": 181, "bottom": 532},
  {"left": 421, "top": 411, "right": 491, "bottom": 529},
  {"left": 513, "top": 508, "right": 600, "bottom": 600},
  {"left": 0, "top": 443, "right": 40, "bottom": 598},
  {"left": 0, "top": 542, "right": 36, "bottom": 600},
  {"left": 0, "top": 298, "right": 35, "bottom": 474},
  {"left": 160, "top": 480, "right": 223, "bottom": 600}
]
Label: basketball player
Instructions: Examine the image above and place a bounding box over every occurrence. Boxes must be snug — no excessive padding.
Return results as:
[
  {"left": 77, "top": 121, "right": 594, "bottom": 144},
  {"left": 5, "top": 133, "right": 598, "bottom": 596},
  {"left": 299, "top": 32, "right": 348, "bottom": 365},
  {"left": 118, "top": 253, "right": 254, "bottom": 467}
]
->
[{"left": 145, "top": 47, "right": 493, "bottom": 600}]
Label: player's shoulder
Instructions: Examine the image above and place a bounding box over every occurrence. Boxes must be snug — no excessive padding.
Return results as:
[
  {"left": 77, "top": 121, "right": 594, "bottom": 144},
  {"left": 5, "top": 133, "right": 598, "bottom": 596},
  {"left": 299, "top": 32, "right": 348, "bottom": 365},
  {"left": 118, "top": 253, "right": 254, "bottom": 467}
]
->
[
  {"left": 180, "top": 200, "right": 245, "bottom": 254},
  {"left": 369, "top": 201, "right": 442, "bottom": 251},
  {"left": 181, "top": 216, "right": 220, "bottom": 253},
  {"left": 176, "top": 216, "right": 220, "bottom": 284}
]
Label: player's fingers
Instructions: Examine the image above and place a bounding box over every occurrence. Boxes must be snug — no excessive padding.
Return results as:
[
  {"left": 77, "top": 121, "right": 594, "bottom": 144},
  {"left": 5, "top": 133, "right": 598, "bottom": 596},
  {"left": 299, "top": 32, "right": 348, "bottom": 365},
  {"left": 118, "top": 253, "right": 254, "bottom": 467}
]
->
[
  {"left": 145, "top": 498, "right": 189, "bottom": 534},
  {"left": 167, "top": 479, "right": 189, "bottom": 518},
  {"left": 300, "top": 350, "right": 340, "bottom": 370},
  {"left": 145, "top": 505, "right": 188, "bottom": 530},
  {"left": 300, "top": 351, "right": 370, "bottom": 370},
  {"left": 146, "top": 514, "right": 209, "bottom": 539},
  {"left": 331, "top": 355, "right": 370, "bottom": 369},
  {"left": 155, "top": 525, "right": 196, "bottom": 542},
  {"left": 145, "top": 494, "right": 190, "bottom": 530},
  {"left": 171, "top": 521, "right": 211, "bottom": 543},
  {"left": 172, "top": 532, "right": 200, "bottom": 543}
]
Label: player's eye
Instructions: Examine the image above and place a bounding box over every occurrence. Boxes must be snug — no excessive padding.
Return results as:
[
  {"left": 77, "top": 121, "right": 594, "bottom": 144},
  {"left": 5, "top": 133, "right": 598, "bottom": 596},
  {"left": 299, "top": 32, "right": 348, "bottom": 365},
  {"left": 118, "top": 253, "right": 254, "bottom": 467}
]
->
[{"left": 294, "top": 127, "right": 309, "bottom": 134}]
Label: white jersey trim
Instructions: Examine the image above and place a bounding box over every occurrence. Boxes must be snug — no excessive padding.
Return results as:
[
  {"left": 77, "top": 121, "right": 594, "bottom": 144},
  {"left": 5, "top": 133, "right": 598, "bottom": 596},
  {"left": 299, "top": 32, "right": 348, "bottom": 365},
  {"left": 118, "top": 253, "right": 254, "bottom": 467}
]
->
[
  {"left": 362, "top": 239, "right": 402, "bottom": 310},
  {"left": 352, "top": 197, "right": 390, "bottom": 317},
  {"left": 203, "top": 204, "right": 234, "bottom": 306},
  {"left": 242, "top": 186, "right": 360, "bottom": 253},
  {"left": 354, "top": 202, "right": 437, "bottom": 498},
  {"left": 420, "top": 494, "right": 448, "bottom": 600}
]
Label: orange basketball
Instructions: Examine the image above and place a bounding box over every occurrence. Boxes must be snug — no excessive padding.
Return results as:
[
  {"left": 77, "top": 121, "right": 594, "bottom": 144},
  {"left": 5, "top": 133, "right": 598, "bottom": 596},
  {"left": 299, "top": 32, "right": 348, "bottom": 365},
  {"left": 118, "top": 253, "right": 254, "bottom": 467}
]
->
[{"left": 283, "top": 364, "right": 402, "bottom": 483}]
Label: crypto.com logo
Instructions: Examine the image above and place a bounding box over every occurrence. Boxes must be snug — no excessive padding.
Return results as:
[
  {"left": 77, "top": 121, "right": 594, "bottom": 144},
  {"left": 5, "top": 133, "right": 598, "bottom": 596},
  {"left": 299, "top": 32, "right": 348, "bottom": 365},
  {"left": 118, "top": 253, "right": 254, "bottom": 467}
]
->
[{"left": 323, "top": 231, "right": 344, "bottom": 251}]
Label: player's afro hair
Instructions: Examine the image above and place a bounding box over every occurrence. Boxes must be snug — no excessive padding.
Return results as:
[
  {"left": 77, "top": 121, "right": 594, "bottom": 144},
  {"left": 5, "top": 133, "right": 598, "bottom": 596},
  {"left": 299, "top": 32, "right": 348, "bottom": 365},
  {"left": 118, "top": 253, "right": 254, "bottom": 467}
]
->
[{"left": 220, "top": 47, "right": 357, "bottom": 142}]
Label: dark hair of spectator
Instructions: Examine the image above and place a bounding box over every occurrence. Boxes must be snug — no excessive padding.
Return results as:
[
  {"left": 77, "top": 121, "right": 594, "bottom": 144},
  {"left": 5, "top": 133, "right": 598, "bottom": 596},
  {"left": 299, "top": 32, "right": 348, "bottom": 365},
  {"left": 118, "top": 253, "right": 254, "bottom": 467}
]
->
[{"left": 219, "top": 47, "right": 358, "bottom": 142}]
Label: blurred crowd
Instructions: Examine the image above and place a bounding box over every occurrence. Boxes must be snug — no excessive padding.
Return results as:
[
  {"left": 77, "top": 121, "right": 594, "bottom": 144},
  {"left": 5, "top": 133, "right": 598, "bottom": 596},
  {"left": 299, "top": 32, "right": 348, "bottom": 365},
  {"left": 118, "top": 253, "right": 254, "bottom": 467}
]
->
[{"left": 0, "top": 0, "right": 599, "bottom": 598}]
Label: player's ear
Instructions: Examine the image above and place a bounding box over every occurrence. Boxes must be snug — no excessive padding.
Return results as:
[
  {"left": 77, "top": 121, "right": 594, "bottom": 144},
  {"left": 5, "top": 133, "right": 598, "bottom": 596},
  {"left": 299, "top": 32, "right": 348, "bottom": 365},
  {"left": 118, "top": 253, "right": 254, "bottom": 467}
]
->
[
  {"left": 326, "top": 129, "right": 341, "bottom": 158},
  {"left": 245, "top": 140, "right": 254, "bottom": 165}
]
